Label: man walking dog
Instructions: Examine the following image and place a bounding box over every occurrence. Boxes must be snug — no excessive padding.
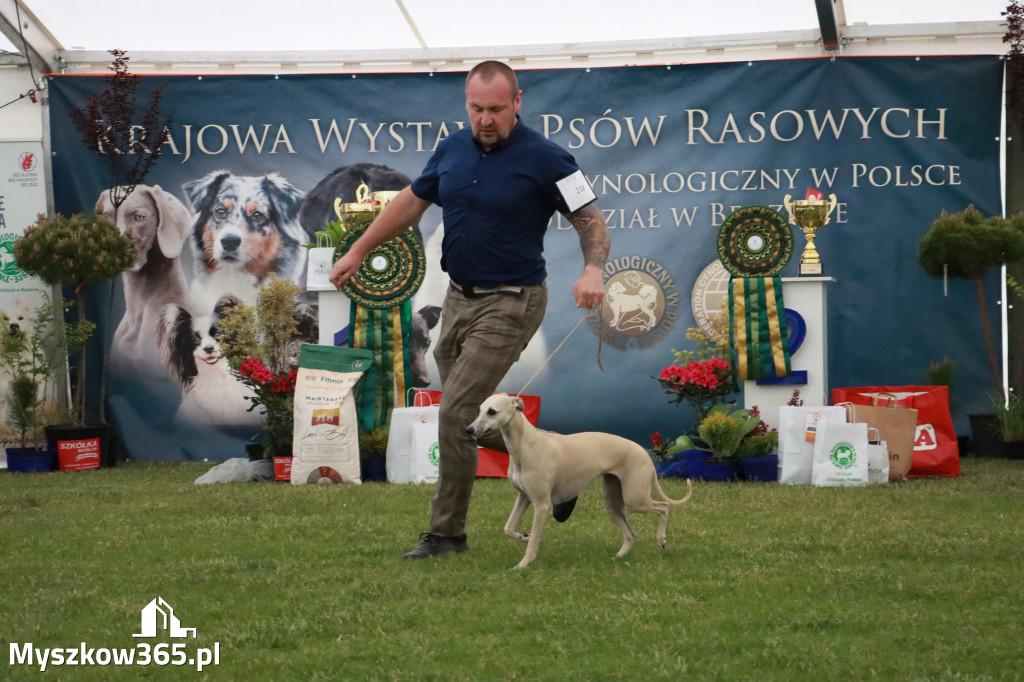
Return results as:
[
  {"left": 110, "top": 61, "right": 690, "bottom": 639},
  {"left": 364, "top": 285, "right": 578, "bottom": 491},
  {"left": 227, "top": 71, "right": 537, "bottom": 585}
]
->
[{"left": 330, "top": 60, "right": 611, "bottom": 559}]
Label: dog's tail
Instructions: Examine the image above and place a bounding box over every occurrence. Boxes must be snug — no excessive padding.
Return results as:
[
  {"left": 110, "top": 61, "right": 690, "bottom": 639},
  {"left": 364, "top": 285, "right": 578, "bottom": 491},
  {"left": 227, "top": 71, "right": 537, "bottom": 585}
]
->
[{"left": 652, "top": 472, "right": 693, "bottom": 505}]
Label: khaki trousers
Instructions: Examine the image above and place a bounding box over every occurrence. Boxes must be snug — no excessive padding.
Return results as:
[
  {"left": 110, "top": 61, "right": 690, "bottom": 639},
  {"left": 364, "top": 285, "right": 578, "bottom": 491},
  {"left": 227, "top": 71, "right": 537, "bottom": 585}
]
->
[{"left": 428, "top": 282, "right": 547, "bottom": 537}]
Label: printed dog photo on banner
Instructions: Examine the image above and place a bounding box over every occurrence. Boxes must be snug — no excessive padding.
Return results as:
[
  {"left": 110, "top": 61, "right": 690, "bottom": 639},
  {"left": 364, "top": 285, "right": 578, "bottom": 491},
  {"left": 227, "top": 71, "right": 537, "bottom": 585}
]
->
[
  {"left": 102, "top": 170, "right": 314, "bottom": 430},
  {"left": 94, "top": 161, "right": 444, "bottom": 460},
  {"left": 160, "top": 295, "right": 262, "bottom": 427},
  {"left": 182, "top": 170, "right": 308, "bottom": 311},
  {"left": 97, "top": 184, "right": 193, "bottom": 376},
  {"left": 410, "top": 220, "right": 550, "bottom": 392},
  {"left": 301, "top": 162, "right": 443, "bottom": 388}
]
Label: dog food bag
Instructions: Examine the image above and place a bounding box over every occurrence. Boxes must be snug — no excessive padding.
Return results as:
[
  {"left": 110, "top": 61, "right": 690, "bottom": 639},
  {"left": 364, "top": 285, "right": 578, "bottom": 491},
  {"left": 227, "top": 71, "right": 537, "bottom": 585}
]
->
[{"left": 290, "top": 344, "right": 374, "bottom": 485}]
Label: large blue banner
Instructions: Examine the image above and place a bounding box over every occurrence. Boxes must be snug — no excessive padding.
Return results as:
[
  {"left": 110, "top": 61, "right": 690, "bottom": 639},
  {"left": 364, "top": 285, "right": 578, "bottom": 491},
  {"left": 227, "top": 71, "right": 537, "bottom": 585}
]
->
[{"left": 47, "top": 56, "right": 1003, "bottom": 460}]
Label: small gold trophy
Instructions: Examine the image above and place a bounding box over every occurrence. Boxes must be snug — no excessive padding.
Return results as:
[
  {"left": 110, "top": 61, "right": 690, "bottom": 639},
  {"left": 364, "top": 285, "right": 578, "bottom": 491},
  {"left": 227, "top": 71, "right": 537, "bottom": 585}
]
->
[
  {"left": 783, "top": 192, "right": 838, "bottom": 276},
  {"left": 333, "top": 183, "right": 380, "bottom": 228}
]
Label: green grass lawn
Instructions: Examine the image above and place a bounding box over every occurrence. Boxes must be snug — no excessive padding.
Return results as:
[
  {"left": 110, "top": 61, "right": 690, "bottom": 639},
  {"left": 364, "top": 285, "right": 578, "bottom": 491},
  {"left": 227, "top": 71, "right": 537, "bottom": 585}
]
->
[{"left": 2, "top": 458, "right": 1022, "bottom": 681}]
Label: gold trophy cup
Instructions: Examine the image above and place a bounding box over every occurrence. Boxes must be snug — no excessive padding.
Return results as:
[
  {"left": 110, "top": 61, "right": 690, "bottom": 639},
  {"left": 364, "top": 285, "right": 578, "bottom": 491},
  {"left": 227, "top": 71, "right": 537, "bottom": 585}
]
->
[
  {"left": 369, "top": 190, "right": 400, "bottom": 209},
  {"left": 783, "top": 193, "right": 838, "bottom": 276},
  {"left": 333, "top": 183, "right": 381, "bottom": 228}
]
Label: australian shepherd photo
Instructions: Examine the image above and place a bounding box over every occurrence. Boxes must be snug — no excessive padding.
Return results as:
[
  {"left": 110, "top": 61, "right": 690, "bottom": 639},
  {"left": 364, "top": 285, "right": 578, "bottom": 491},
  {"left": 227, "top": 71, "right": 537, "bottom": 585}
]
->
[{"left": 182, "top": 170, "right": 308, "bottom": 312}]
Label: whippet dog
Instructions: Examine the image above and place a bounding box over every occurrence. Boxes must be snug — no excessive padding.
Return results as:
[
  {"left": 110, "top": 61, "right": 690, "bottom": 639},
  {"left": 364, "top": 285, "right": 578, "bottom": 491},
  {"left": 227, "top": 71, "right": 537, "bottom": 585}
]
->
[{"left": 467, "top": 393, "right": 692, "bottom": 569}]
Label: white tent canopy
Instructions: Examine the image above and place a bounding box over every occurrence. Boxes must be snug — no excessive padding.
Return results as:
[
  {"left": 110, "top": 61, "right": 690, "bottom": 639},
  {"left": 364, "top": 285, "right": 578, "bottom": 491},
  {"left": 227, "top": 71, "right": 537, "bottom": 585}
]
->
[{"left": 0, "top": 0, "right": 1012, "bottom": 75}]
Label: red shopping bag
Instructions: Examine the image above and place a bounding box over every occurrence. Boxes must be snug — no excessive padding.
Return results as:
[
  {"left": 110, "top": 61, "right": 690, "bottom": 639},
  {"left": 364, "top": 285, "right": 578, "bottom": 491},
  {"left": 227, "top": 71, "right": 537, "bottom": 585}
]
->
[{"left": 831, "top": 386, "right": 959, "bottom": 477}]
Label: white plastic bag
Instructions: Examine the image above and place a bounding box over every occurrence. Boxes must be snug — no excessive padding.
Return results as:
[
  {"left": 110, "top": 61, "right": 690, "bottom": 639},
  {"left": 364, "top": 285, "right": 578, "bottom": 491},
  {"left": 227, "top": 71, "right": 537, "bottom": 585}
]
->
[
  {"left": 778, "top": 405, "right": 847, "bottom": 485},
  {"left": 867, "top": 428, "right": 890, "bottom": 484},
  {"left": 811, "top": 421, "right": 870, "bottom": 486},
  {"left": 386, "top": 405, "right": 440, "bottom": 483},
  {"left": 194, "top": 457, "right": 273, "bottom": 484},
  {"left": 410, "top": 418, "right": 440, "bottom": 483}
]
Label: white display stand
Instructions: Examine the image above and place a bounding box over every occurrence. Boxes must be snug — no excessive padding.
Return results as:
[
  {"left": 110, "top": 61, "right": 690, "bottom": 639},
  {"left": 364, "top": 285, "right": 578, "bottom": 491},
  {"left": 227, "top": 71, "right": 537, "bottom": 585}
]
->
[
  {"left": 317, "top": 290, "right": 352, "bottom": 347},
  {"left": 743, "top": 276, "right": 834, "bottom": 430}
]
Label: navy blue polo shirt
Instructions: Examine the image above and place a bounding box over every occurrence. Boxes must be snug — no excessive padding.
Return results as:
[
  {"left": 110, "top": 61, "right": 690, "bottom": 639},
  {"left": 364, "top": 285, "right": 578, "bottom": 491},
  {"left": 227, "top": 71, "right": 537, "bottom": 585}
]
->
[{"left": 410, "top": 118, "right": 589, "bottom": 287}]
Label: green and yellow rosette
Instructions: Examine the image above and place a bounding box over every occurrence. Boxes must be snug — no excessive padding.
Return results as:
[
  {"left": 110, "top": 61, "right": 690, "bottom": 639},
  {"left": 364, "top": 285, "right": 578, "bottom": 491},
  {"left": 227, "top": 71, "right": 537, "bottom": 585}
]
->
[
  {"left": 716, "top": 205, "right": 793, "bottom": 278},
  {"left": 718, "top": 205, "right": 793, "bottom": 381},
  {"left": 319, "top": 183, "right": 427, "bottom": 429}
]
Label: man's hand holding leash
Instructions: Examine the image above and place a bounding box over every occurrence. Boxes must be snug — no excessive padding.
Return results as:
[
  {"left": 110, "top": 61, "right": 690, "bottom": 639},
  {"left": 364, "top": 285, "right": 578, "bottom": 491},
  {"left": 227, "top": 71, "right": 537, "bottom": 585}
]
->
[{"left": 568, "top": 203, "right": 611, "bottom": 309}]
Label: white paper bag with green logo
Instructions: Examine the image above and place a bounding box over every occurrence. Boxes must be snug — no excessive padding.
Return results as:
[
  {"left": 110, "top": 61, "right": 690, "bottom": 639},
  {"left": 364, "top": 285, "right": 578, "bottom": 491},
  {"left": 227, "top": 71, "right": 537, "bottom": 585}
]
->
[
  {"left": 410, "top": 417, "right": 440, "bottom": 484},
  {"left": 305, "top": 234, "right": 336, "bottom": 291},
  {"left": 385, "top": 405, "right": 439, "bottom": 483},
  {"left": 778, "top": 405, "right": 847, "bottom": 485},
  {"left": 811, "top": 421, "right": 870, "bottom": 486}
]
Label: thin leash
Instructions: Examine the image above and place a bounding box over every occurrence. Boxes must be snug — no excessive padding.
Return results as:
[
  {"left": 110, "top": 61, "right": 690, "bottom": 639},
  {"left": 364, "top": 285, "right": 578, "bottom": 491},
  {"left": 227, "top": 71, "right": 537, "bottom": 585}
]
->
[{"left": 517, "top": 312, "right": 604, "bottom": 396}]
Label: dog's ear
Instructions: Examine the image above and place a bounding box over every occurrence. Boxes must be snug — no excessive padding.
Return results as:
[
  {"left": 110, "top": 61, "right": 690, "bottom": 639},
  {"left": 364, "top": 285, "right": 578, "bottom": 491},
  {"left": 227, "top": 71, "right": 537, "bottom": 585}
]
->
[
  {"left": 212, "top": 295, "right": 240, "bottom": 319},
  {"left": 182, "top": 171, "right": 229, "bottom": 213},
  {"left": 416, "top": 304, "right": 441, "bottom": 330},
  {"left": 95, "top": 189, "right": 112, "bottom": 218},
  {"left": 160, "top": 303, "right": 198, "bottom": 385},
  {"left": 261, "top": 173, "right": 305, "bottom": 224},
  {"left": 150, "top": 185, "right": 192, "bottom": 259},
  {"left": 513, "top": 395, "right": 525, "bottom": 412}
]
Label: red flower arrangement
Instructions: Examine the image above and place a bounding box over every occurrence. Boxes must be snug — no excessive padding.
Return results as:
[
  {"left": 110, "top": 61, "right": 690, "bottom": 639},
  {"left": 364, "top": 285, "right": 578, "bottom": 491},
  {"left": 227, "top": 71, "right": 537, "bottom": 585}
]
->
[
  {"left": 236, "top": 357, "right": 298, "bottom": 457},
  {"left": 657, "top": 357, "right": 738, "bottom": 421}
]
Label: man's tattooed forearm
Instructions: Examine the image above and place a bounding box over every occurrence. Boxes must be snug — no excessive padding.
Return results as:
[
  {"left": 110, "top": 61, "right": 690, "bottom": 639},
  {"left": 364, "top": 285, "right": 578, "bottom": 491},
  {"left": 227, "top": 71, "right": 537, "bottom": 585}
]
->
[{"left": 568, "top": 204, "right": 611, "bottom": 268}]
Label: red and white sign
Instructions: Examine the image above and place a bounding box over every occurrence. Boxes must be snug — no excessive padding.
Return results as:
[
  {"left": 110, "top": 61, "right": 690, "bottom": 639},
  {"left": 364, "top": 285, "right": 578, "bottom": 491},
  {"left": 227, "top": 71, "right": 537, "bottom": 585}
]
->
[
  {"left": 57, "top": 437, "right": 101, "bottom": 471},
  {"left": 274, "top": 456, "right": 292, "bottom": 481}
]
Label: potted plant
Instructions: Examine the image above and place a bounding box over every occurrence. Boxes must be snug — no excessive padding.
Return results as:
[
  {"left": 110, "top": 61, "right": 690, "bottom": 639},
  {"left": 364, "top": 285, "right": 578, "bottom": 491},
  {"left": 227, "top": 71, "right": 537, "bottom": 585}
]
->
[
  {"left": 684, "top": 405, "right": 762, "bottom": 481},
  {"left": 655, "top": 356, "right": 737, "bottom": 480},
  {"left": 664, "top": 404, "right": 761, "bottom": 481},
  {"left": 219, "top": 277, "right": 304, "bottom": 478},
  {"left": 654, "top": 313, "right": 740, "bottom": 479},
  {"left": 918, "top": 206, "right": 1024, "bottom": 390},
  {"left": 919, "top": 206, "right": 1024, "bottom": 457},
  {"left": 0, "top": 295, "right": 89, "bottom": 471},
  {"left": 13, "top": 218, "right": 135, "bottom": 468},
  {"left": 14, "top": 212, "right": 137, "bottom": 466},
  {"left": 734, "top": 406, "right": 780, "bottom": 482},
  {"left": 979, "top": 392, "right": 1024, "bottom": 458},
  {"left": 656, "top": 313, "right": 738, "bottom": 422},
  {"left": 359, "top": 426, "right": 389, "bottom": 482}
]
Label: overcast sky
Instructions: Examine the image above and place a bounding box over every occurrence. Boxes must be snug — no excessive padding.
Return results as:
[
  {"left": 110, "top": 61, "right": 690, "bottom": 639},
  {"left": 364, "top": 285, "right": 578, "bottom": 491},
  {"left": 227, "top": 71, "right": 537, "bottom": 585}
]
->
[{"left": 2, "top": 0, "right": 1011, "bottom": 53}]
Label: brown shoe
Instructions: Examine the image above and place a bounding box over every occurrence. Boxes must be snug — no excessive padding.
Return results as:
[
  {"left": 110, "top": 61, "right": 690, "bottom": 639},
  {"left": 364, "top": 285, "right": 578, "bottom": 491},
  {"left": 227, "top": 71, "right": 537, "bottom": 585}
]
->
[{"left": 402, "top": 533, "right": 468, "bottom": 559}]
